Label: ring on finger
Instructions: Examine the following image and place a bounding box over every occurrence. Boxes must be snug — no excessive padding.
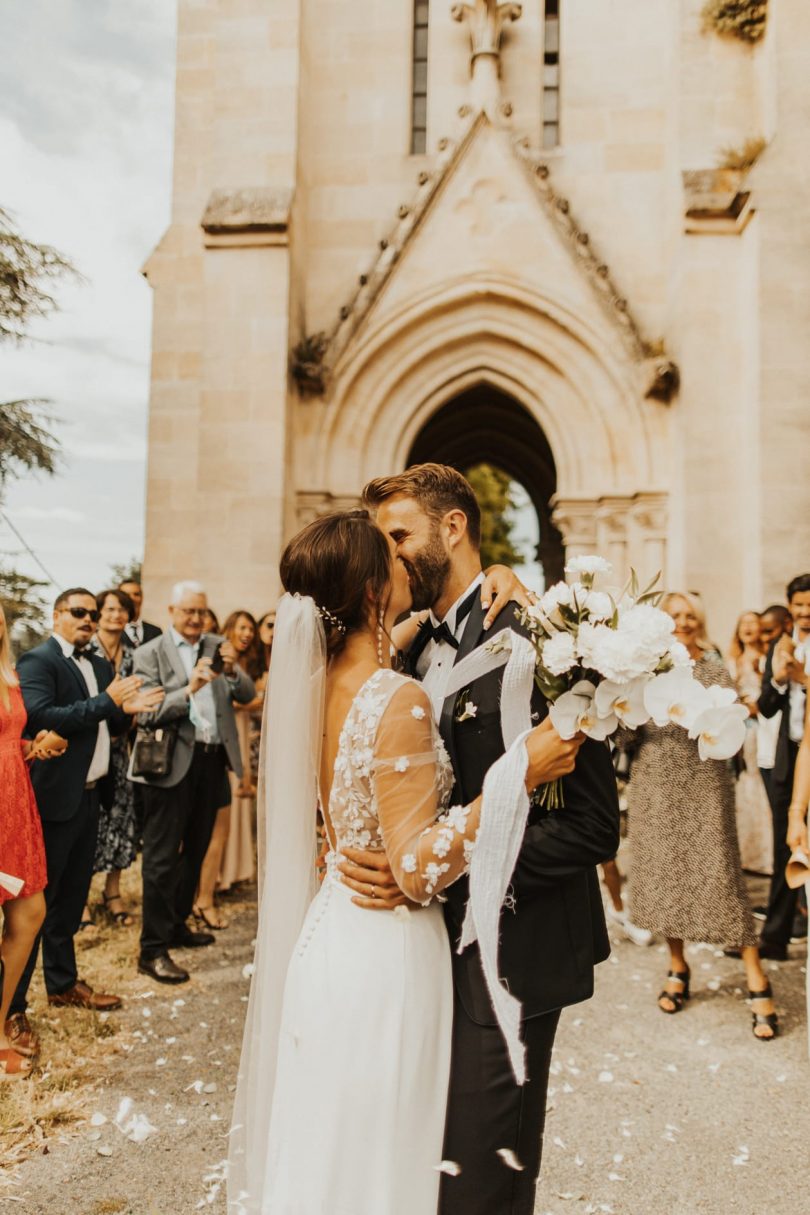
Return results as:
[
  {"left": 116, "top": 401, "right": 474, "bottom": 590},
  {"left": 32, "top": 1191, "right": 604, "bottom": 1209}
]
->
[{"left": 371, "top": 885, "right": 377, "bottom": 899}]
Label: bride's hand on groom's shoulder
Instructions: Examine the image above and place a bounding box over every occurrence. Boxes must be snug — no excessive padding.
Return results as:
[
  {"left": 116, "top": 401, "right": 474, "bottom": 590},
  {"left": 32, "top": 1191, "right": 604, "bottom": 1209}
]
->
[
  {"left": 338, "top": 847, "right": 412, "bottom": 911},
  {"left": 525, "top": 718, "right": 584, "bottom": 792},
  {"left": 481, "top": 565, "right": 537, "bottom": 630}
]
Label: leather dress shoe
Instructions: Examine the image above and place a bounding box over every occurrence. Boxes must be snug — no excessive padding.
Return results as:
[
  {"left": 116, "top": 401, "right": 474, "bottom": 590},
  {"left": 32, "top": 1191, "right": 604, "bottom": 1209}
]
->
[
  {"left": 138, "top": 953, "right": 190, "bottom": 984},
  {"left": 170, "top": 926, "right": 215, "bottom": 949},
  {"left": 48, "top": 979, "right": 122, "bottom": 1010},
  {"left": 4, "top": 1012, "right": 40, "bottom": 1058}
]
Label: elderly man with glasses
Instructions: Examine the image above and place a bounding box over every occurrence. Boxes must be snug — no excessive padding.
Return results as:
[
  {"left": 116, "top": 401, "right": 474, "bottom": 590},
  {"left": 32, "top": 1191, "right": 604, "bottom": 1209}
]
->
[
  {"left": 5, "top": 588, "right": 163, "bottom": 1061},
  {"left": 130, "top": 581, "right": 255, "bottom": 984}
]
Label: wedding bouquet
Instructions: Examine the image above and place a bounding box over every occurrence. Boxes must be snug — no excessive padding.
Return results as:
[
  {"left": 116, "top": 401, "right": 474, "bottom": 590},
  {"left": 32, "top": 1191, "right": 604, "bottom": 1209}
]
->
[{"left": 516, "top": 556, "right": 748, "bottom": 808}]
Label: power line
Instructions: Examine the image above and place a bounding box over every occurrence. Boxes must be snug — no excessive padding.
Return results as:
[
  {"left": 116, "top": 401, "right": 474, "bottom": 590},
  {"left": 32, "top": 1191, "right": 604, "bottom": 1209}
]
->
[{"left": 0, "top": 508, "right": 62, "bottom": 588}]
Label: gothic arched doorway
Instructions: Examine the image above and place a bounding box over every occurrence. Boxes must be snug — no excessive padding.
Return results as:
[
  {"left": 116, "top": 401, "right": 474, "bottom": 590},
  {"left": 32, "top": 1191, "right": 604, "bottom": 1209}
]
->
[{"left": 406, "top": 383, "right": 565, "bottom": 585}]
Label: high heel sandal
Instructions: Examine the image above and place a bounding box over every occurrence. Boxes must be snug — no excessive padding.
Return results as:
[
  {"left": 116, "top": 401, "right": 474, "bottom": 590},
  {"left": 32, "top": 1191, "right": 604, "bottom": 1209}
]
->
[
  {"left": 748, "top": 981, "right": 779, "bottom": 1041},
  {"left": 193, "top": 904, "right": 228, "bottom": 931},
  {"left": 658, "top": 969, "right": 690, "bottom": 1014},
  {"left": 102, "top": 893, "right": 134, "bottom": 927}
]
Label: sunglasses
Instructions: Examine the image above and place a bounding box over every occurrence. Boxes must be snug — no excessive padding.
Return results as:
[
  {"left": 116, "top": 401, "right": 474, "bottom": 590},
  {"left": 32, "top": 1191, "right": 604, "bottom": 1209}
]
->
[{"left": 64, "top": 606, "right": 100, "bottom": 623}]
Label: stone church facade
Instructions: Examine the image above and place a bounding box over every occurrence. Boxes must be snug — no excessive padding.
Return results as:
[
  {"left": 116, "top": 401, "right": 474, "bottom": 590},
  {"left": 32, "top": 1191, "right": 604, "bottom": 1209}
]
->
[{"left": 142, "top": 0, "right": 809, "bottom": 638}]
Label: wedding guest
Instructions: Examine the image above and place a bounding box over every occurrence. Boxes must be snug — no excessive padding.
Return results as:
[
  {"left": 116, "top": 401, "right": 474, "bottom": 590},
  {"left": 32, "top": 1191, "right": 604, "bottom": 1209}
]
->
[
  {"left": 756, "top": 573, "right": 810, "bottom": 958},
  {"left": 0, "top": 602, "right": 67, "bottom": 1077},
  {"left": 130, "top": 582, "right": 255, "bottom": 984},
  {"left": 89, "top": 589, "right": 140, "bottom": 927},
  {"left": 195, "top": 611, "right": 263, "bottom": 923},
  {"left": 626, "top": 592, "right": 778, "bottom": 1040},
  {"left": 201, "top": 607, "right": 220, "bottom": 635},
  {"left": 119, "top": 579, "right": 162, "bottom": 648},
  {"left": 257, "top": 611, "right": 275, "bottom": 671},
  {"left": 6, "top": 589, "right": 162, "bottom": 1051},
  {"left": 726, "top": 611, "right": 772, "bottom": 875},
  {"left": 756, "top": 604, "right": 794, "bottom": 807}
]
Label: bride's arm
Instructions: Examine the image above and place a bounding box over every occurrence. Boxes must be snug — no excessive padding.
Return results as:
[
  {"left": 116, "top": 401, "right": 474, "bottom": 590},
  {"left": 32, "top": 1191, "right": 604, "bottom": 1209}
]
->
[{"left": 389, "top": 566, "right": 536, "bottom": 655}]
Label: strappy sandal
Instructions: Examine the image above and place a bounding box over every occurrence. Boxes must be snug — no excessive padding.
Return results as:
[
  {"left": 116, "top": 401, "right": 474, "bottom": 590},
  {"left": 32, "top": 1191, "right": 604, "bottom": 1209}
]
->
[
  {"left": 658, "top": 969, "right": 691, "bottom": 1014},
  {"left": 102, "top": 893, "right": 134, "bottom": 927},
  {"left": 0, "top": 1047, "right": 33, "bottom": 1080},
  {"left": 77, "top": 907, "right": 98, "bottom": 934},
  {"left": 193, "top": 904, "right": 228, "bottom": 931},
  {"left": 748, "top": 981, "right": 779, "bottom": 1041}
]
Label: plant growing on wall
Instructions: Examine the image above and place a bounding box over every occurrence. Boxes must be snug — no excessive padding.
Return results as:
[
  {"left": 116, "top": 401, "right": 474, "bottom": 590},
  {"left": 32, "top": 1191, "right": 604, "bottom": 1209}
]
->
[
  {"left": 717, "top": 136, "right": 767, "bottom": 171},
  {"left": 701, "top": 0, "right": 768, "bottom": 44}
]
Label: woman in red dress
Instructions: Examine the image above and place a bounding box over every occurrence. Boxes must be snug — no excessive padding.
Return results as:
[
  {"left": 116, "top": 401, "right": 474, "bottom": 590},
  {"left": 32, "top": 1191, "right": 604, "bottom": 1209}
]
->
[{"left": 0, "top": 604, "right": 66, "bottom": 1079}]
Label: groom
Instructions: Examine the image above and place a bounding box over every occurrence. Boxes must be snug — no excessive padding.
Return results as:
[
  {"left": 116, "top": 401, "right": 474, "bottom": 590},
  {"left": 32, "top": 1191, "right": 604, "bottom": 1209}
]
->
[{"left": 346, "top": 463, "right": 620, "bottom": 1215}]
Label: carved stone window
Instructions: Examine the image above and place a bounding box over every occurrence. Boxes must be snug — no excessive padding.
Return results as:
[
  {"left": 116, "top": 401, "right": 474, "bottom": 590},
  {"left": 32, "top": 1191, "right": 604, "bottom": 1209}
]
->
[
  {"left": 411, "top": 2, "right": 430, "bottom": 154},
  {"left": 542, "top": 0, "right": 560, "bottom": 150}
]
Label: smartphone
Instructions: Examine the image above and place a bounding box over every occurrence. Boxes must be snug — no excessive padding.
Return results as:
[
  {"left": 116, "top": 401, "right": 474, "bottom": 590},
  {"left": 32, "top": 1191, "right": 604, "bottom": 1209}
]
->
[{"left": 209, "top": 643, "right": 225, "bottom": 675}]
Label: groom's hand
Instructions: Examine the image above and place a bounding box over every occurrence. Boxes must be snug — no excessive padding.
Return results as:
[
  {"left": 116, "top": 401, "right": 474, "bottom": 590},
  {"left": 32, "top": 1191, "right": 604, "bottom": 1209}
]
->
[{"left": 338, "top": 847, "right": 411, "bottom": 911}]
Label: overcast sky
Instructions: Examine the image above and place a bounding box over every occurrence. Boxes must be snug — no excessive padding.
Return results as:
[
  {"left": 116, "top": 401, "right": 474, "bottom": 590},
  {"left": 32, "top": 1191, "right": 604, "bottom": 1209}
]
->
[{"left": 0, "top": 0, "right": 176, "bottom": 603}]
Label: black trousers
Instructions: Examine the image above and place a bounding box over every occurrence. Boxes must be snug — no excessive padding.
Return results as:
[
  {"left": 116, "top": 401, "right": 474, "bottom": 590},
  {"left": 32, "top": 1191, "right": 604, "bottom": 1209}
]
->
[
  {"left": 11, "top": 788, "right": 100, "bottom": 1014},
  {"left": 139, "top": 745, "right": 229, "bottom": 959},
  {"left": 761, "top": 751, "right": 799, "bottom": 947},
  {"left": 439, "top": 1002, "right": 561, "bottom": 1215}
]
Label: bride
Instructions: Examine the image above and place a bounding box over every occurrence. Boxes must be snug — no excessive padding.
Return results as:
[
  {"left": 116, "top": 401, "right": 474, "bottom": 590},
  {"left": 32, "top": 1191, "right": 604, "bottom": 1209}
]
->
[{"left": 228, "top": 510, "right": 577, "bottom": 1215}]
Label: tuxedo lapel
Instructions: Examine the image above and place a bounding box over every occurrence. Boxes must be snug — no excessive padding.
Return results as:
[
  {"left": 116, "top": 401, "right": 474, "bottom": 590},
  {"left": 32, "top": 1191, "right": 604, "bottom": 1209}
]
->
[
  {"left": 439, "top": 597, "right": 487, "bottom": 786},
  {"left": 49, "top": 636, "right": 91, "bottom": 698}
]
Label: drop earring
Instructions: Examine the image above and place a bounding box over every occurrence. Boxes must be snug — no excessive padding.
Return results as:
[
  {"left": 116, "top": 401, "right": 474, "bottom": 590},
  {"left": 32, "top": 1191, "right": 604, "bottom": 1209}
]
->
[{"left": 377, "top": 610, "right": 385, "bottom": 667}]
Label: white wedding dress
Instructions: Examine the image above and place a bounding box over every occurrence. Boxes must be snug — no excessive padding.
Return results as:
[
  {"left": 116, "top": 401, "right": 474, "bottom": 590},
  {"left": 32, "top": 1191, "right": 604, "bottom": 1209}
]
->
[{"left": 232, "top": 660, "right": 481, "bottom": 1215}]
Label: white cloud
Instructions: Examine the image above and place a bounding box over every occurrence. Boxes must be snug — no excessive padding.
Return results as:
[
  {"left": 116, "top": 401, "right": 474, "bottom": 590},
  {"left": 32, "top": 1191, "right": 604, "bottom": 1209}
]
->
[{"left": 0, "top": 0, "right": 176, "bottom": 599}]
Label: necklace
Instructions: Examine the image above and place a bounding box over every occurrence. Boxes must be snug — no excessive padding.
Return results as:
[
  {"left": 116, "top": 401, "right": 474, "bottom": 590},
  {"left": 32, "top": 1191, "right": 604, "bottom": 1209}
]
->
[{"left": 96, "top": 631, "right": 123, "bottom": 669}]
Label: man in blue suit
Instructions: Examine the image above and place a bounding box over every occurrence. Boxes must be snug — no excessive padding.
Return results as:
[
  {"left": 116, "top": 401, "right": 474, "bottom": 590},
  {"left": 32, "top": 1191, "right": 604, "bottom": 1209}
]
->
[{"left": 4, "top": 588, "right": 163, "bottom": 1059}]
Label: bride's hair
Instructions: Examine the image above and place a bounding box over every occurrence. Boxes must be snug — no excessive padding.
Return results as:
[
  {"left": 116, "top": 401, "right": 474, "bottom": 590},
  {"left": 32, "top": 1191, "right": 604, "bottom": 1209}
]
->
[{"left": 280, "top": 510, "right": 391, "bottom": 656}]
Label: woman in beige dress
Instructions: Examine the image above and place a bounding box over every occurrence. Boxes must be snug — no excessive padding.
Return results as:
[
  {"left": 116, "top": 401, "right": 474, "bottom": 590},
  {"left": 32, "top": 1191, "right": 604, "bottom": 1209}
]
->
[
  {"left": 727, "top": 611, "right": 773, "bottom": 875},
  {"left": 194, "top": 611, "right": 264, "bottom": 927},
  {"left": 626, "top": 592, "right": 778, "bottom": 1040}
]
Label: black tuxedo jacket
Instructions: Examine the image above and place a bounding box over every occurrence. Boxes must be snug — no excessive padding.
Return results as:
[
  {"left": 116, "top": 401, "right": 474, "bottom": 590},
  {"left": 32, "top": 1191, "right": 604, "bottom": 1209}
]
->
[
  {"left": 410, "top": 597, "right": 619, "bottom": 1025},
  {"left": 758, "top": 639, "right": 800, "bottom": 798},
  {"left": 18, "top": 637, "right": 129, "bottom": 823},
  {"left": 126, "top": 620, "right": 162, "bottom": 648}
]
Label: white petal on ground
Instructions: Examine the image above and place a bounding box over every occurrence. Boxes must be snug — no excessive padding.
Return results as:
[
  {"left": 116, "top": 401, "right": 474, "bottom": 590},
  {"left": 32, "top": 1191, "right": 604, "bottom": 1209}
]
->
[
  {"left": 435, "top": 1160, "right": 462, "bottom": 1176},
  {"left": 90, "top": 1113, "right": 107, "bottom": 1127},
  {"left": 496, "top": 1148, "right": 525, "bottom": 1171},
  {"left": 598, "top": 1071, "right": 614, "bottom": 1083},
  {"left": 242, "top": 963, "right": 255, "bottom": 979}
]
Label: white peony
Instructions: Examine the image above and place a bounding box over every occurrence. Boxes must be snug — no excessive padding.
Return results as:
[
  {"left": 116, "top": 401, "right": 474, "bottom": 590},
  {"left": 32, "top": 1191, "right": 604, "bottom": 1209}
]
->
[
  {"left": 575, "top": 588, "right": 614, "bottom": 622},
  {"left": 541, "top": 632, "right": 577, "bottom": 676},
  {"left": 565, "top": 555, "right": 613, "bottom": 578}
]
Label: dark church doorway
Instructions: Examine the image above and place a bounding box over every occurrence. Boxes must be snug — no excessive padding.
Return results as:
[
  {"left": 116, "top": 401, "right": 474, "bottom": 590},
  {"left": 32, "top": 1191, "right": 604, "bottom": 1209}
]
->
[{"left": 407, "top": 383, "right": 565, "bottom": 587}]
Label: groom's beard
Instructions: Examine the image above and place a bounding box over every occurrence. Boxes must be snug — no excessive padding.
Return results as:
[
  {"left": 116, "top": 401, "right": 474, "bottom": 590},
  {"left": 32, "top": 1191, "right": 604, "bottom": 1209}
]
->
[{"left": 401, "top": 535, "right": 451, "bottom": 612}]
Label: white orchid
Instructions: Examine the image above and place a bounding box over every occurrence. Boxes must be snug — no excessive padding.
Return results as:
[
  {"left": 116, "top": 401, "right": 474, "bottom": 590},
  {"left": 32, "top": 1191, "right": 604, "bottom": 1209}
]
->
[
  {"left": 565, "top": 555, "right": 613, "bottom": 578},
  {"left": 550, "top": 680, "right": 616, "bottom": 740},
  {"left": 594, "top": 677, "right": 651, "bottom": 728},
  {"left": 643, "top": 669, "right": 710, "bottom": 730},
  {"left": 688, "top": 701, "right": 749, "bottom": 760},
  {"left": 541, "top": 632, "right": 577, "bottom": 676}
]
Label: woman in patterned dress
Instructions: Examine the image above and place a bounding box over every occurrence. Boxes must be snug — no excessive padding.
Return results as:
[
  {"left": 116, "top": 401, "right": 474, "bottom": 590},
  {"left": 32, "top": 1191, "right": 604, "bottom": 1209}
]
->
[
  {"left": 0, "top": 603, "right": 65, "bottom": 1078},
  {"left": 727, "top": 611, "right": 773, "bottom": 875},
  {"left": 88, "top": 588, "right": 139, "bottom": 927},
  {"left": 626, "top": 592, "right": 779, "bottom": 1040}
]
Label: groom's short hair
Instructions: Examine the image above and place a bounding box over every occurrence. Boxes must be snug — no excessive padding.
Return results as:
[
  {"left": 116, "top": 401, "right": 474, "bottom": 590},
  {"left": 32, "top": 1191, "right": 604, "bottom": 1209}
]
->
[{"left": 362, "top": 463, "right": 481, "bottom": 548}]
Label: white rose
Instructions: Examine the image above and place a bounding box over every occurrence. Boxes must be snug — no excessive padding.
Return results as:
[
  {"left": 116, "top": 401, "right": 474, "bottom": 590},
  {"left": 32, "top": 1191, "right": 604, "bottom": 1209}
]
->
[
  {"left": 541, "top": 632, "right": 577, "bottom": 676},
  {"left": 564, "top": 555, "right": 613, "bottom": 578}
]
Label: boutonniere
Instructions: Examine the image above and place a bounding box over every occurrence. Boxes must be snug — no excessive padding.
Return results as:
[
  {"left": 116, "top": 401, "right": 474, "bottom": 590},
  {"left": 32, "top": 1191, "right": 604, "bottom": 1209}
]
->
[{"left": 454, "top": 687, "right": 478, "bottom": 723}]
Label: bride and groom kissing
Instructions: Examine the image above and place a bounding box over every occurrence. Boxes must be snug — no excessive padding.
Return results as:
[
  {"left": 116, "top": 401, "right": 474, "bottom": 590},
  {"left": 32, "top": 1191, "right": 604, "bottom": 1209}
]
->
[{"left": 228, "top": 464, "right": 620, "bottom": 1215}]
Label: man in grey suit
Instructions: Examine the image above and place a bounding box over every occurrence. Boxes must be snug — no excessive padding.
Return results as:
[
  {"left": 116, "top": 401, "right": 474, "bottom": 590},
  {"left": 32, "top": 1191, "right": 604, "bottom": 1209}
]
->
[{"left": 131, "top": 581, "right": 255, "bottom": 983}]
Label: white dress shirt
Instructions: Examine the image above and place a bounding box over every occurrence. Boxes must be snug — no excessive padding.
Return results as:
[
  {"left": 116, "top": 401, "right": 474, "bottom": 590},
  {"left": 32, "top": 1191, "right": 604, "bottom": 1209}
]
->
[
  {"left": 125, "top": 619, "right": 144, "bottom": 646},
  {"left": 418, "top": 573, "right": 484, "bottom": 715},
  {"left": 171, "top": 628, "right": 219, "bottom": 744},
  {"left": 53, "top": 632, "right": 110, "bottom": 784}
]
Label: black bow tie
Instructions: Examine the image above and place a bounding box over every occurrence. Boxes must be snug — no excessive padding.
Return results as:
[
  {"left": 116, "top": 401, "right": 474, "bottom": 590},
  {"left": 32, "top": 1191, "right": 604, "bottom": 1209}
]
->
[
  {"left": 421, "top": 585, "right": 480, "bottom": 651},
  {"left": 73, "top": 646, "right": 89, "bottom": 660}
]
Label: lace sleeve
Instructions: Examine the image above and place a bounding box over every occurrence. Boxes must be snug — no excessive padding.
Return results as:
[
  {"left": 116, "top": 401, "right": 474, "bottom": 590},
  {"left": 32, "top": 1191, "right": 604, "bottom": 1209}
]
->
[{"left": 372, "top": 680, "right": 480, "bottom": 905}]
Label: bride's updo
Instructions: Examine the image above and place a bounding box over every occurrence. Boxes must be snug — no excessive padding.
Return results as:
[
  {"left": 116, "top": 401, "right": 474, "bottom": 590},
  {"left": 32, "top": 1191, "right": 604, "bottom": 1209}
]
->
[{"left": 280, "top": 510, "right": 391, "bottom": 656}]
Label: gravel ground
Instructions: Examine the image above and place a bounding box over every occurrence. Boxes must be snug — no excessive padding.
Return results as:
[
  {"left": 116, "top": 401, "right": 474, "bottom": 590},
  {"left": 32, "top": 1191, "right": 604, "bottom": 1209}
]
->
[{"left": 3, "top": 874, "right": 807, "bottom": 1215}]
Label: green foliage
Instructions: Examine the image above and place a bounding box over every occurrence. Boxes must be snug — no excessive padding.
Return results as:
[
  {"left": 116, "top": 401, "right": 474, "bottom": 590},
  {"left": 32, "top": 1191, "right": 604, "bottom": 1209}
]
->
[
  {"left": 109, "top": 557, "right": 143, "bottom": 586},
  {"left": 0, "top": 400, "right": 59, "bottom": 485},
  {"left": 717, "top": 136, "right": 766, "bottom": 171},
  {"left": 0, "top": 564, "right": 49, "bottom": 655},
  {"left": 465, "top": 463, "right": 522, "bottom": 570},
  {"left": 701, "top": 0, "right": 768, "bottom": 44},
  {"left": 0, "top": 206, "right": 77, "bottom": 344}
]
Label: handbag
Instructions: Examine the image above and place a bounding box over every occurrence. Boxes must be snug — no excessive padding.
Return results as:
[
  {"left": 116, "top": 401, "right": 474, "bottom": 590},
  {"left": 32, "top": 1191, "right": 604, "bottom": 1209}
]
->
[{"left": 131, "top": 724, "right": 178, "bottom": 779}]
